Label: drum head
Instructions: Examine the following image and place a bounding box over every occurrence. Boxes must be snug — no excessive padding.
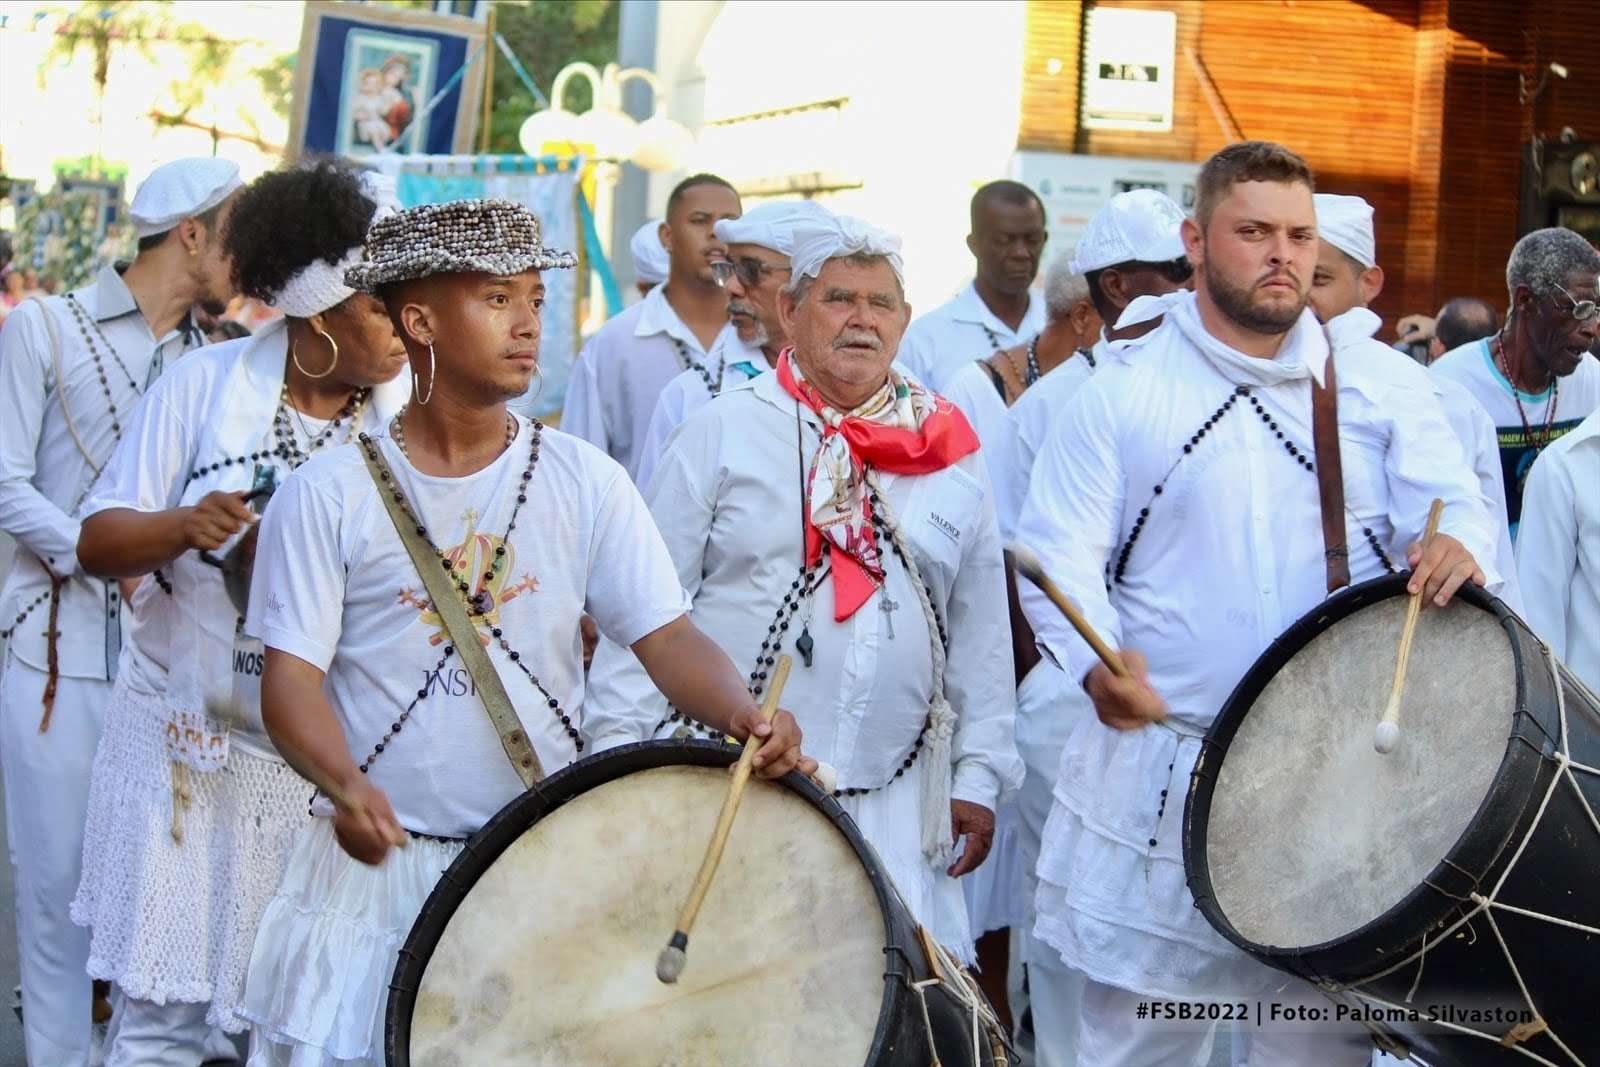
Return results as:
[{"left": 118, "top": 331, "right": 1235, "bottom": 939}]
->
[
  {"left": 389, "top": 742, "right": 890, "bottom": 1066},
  {"left": 1196, "top": 581, "right": 1514, "bottom": 951}
]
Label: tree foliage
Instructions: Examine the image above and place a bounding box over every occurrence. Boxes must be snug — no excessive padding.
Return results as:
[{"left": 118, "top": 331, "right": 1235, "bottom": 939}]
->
[{"left": 485, "top": 0, "right": 619, "bottom": 154}]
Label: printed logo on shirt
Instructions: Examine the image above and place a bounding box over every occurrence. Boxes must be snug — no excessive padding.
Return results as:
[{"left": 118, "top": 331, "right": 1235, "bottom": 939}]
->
[
  {"left": 265, "top": 593, "right": 285, "bottom": 614},
  {"left": 423, "top": 667, "right": 479, "bottom": 697},
  {"left": 1494, "top": 417, "right": 1583, "bottom": 529},
  {"left": 927, "top": 511, "right": 962, "bottom": 545},
  {"left": 232, "top": 647, "right": 265, "bottom": 677},
  {"left": 396, "top": 508, "right": 539, "bottom": 645}
]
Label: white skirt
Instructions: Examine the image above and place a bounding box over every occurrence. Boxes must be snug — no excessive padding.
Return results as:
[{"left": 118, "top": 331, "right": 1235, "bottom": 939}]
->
[
  {"left": 961, "top": 799, "right": 1026, "bottom": 936},
  {"left": 71, "top": 678, "right": 309, "bottom": 1028},
  {"left": 241, "top": 818, "right": 464, "bottom": 1066}
]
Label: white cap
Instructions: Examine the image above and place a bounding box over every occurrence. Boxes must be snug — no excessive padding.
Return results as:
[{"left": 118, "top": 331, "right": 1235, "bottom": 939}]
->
[
  {"left": 789, "top": 214, "right": 904, "bottom": 286},
  {"left": 713, "top": 200, "right": 835, "bottom": 257},
  {"left": 1313, "top": 193, "right": 1376, "bottom": 269},
  {"left": 1070, "top": 188, "right": 1187, "bottom": 273},
  {"left": 630, "top": 219, "right": 669, "bottom": 284},
  {"left": 129, "top": 157, "right": 243, "bottom": 238}
]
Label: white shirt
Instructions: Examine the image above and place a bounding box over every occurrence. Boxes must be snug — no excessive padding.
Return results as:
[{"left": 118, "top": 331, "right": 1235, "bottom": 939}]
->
[
  {"left": 1431, "top": 339, "right": 1600, "bottom": 534},
  {"left": 1017, "top": 296, "right": 1497, "bottom": 996},
  {"left": 1009, "top": 338, "right": 1107, "bottom": 520},
  {"left": 246, "top": 422, "right": 689, "bottom": 838},
  {"left": 561, "top": 283, "right": 760, "bottom": 481},
  {"left": 937, "top": 360, "right": 1023, "bottom": 540},
  {"left": 82, "top": 321, "right": 405, "bottom": 724},
  {"left": 1516, "top": 408, "right": 1600, "bottom": 691},
  {"left": 0, "top": 264, "right": 204, "bottom": 678},
  {"left": 897, "top": 281, "right": 1046, "bottom": 394},
  {"left": 635, "top": 354, "right": 770, "bottom": 490}
]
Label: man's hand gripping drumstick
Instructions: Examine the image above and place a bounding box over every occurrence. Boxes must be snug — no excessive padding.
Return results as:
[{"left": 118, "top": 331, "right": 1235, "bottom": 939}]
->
[
  {"left": 657, "top": 655, "right": 794, "bottom": 985},
  {"left": 1008, "top": 544, "right": 1168, "bottom": 730}
]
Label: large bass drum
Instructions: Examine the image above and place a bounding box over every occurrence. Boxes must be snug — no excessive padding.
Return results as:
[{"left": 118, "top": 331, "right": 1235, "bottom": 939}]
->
[
  {"left": 386, "top": 739, "right": 1007, "bottom": 1066},
  {"left": 1184, "top": 576, "right": 1599, "bottom": 1066}
]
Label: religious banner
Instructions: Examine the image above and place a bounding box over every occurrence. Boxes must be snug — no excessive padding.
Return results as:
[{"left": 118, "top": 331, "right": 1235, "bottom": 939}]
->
[{"left": 288, "top": 2, "right": 487, "bottom": 160}]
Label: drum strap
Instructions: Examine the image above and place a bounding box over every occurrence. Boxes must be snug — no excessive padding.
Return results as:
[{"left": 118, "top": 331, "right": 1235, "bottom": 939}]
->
[
  {"left": 359, "top": 444, "right": 544, "bottom": 788},
  {"left": 1310, "top": 331, "right": 1350, "bottom": 593}
]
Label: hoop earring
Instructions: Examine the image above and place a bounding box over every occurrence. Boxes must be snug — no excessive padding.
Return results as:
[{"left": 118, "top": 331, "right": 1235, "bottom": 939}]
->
[
  {"left": 527, "top": 364, "right": 543, "bottom": 406},
  {"left": 414, "top": 342, "right": 436, "bottom": 405},
  {"left": 292, "top": 327, "right": 339, "bottom": 380}
]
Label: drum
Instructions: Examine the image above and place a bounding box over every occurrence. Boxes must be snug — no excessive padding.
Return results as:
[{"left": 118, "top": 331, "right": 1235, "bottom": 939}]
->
[
  {"left": 1184, "top": 576, "right": 1599, "bottom": 1066},
  {"left": 386, "top": 739, "right": 1007, "bottom": 1066}
]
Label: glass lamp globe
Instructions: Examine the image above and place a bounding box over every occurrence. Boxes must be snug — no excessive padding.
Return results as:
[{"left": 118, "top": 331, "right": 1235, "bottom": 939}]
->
[{"left": 632, "top": 115, "right": 695, "bottom": 172}]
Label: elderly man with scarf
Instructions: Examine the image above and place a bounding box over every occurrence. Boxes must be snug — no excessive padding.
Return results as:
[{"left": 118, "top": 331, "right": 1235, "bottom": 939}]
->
[{"left": 587, "top": 215, "right": 1021, "bottom": 962}]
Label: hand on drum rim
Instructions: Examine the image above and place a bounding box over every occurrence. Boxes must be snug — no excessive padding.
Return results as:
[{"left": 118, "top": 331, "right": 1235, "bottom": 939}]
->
[
  {"left": 1405, "top": 532, "right": 1484, "bottom": 608},
  {"left": 1085, "top": 649, "right": 1168, "bottom": 730},
  {"left": 727, "top": 704, "right": 817, "bottom": 779},
  {"left": 947, "top": 799, "right": 996, "bottom": 877}
]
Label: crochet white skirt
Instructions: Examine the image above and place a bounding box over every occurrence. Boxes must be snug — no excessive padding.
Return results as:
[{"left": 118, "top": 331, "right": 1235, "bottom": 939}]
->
[
  {"left": 71, "top": 677, "right": 309, "bottom": 1029},
  {"left": 241, "top": 818, "right": 464, "bottom": 1066}
]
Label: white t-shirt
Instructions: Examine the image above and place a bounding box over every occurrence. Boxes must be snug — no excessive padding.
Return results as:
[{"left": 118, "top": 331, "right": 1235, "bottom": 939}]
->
[{"left": 245, "top": 420, "right": 690, "bottom": 837}]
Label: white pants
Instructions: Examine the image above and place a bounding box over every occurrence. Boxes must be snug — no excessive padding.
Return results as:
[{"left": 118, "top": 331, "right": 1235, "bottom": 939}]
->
[
  {"left": 105, "top": 995, "right": 209, "bottom": 1066},
  {"left": 1078, "top": 979, "right": 1372, "bottom": 1067},
  {"left": 1, "top": 654, "right": 109, "bottom": 1067},
  {"left": 1029, "top": 959, "right": 1086, "bottom": 1067}
]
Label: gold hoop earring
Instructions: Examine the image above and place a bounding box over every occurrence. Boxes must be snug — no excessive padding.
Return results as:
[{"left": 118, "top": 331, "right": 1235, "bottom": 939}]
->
[
  {"left": 292, "top": 326, "right": 339, "bottom": 380},
  {"left": 415, "top": 342, "right": 436, "bottom": 405},
  {"left": 526, "top": 364, "right": 544, "bottom": 406}
]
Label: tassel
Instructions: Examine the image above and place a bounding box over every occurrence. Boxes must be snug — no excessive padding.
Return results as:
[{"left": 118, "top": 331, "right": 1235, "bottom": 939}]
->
[
  {"left": 919, "top": 695, "right": 957, "bottom": 866},
  {"left": 37, "top": 577, "right": 65, "bottom": 733}
]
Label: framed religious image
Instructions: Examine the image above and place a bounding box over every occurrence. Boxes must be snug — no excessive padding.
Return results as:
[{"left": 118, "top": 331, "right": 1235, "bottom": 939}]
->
[{"left": 288, "top": 1, "right": 486, "bottom": 160}]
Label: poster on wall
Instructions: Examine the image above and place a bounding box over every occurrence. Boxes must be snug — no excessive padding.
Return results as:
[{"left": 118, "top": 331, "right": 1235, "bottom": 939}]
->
[
  {"left": 288, "top": 2, "right": 486, "bottom": 160},
  {"left": 1081, "top": 7, "right": 1177, "bottom": 133},
  {"left": 1011, "top": 151, "right": 1200, "bottom": 255}
]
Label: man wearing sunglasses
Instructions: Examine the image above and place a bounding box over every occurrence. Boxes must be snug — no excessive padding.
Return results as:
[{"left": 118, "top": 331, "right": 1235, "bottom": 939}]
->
[
  {"left": 1432, "top": 227, "right": 1600, "bottom": 538},
  {"left": 634, "top": 200, "right": 835, "bottom": 489}
]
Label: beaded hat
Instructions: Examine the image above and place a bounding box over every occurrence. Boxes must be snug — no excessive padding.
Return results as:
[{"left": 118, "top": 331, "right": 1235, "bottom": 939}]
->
[{"left": 345, "top": 198, "right": 577, "bottom": 291}]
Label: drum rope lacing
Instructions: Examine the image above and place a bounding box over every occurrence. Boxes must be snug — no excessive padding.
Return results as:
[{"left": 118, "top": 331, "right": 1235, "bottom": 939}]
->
[
  {"left": 1317, "top": 643, "right": 1598, "bottom": 1065},
  {"left": 908, "top": 935, "right": 1010, "bottom": 1066}
]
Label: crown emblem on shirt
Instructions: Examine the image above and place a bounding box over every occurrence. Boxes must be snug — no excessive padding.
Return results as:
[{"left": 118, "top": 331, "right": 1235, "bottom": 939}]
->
[{"left": 396, "top": 508, "right": 538, "bottom": 645}]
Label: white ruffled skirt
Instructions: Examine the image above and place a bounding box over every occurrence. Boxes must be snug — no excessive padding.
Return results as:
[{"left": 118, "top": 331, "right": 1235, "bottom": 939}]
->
[
  {"left": 71, "top": 677, "right": 309, "bottom": 1029},
  {"left": 240, "top": 818, "right": 464, "bottom": 1066},
  {"left": 1031, "top": 713, "right": 1286, "bottom": 1000}
]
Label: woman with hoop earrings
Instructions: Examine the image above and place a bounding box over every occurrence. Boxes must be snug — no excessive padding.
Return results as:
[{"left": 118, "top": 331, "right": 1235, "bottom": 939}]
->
[{"left": 69, "top": 160, "right": 409, "bottom": 1061}]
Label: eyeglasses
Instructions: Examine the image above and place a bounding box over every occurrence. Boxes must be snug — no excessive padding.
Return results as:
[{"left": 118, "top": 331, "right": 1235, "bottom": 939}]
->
[
  {"left": 711, "top": 257, "right": 792, "bottom": 289},
  {"left": 1551, "top": 283, "right": 1598, "bottom": 322}
]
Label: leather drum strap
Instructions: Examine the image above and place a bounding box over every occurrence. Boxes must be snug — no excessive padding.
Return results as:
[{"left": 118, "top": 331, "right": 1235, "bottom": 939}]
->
[
  {"left": 1310, "top": 340, "right": 1351, "bottom": 593},
  {"left": 359, "top": 441, "right": 544, "bottom": 788}
]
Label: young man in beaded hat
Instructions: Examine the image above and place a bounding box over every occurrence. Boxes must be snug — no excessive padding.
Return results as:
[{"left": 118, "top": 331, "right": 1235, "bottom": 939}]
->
[
  {"left": 587, "top": 213, "right": 1021, "bottom": 967},
  {"left": 237, "top": 197, "right": 811, "bottom": 1066},
  {"left": 0, "top": 154, "right": 239, "bottom": 1065},
  {"left": 1014, "top": 141, "right": 1501, "bottom": 1064}
]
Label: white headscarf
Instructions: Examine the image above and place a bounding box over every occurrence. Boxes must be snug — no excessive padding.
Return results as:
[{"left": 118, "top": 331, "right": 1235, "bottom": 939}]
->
[
  {"left": 630, "top": 219, "right": 670, "bottom": 285},
  {"left": 272, "top": 171, "right": 401, "bottom": 318},
  {"left": 788, "top": 214, "right": 905, "bottom": 287},
  {"left": 1313, "top": 193, "right": 1377, "bottom": 269},
  {"left": 714, "top": 200, "right": 835, "bottom": 256}
]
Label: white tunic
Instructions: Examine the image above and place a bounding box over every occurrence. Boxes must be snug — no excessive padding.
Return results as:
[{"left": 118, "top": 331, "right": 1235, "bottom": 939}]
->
[
  {"left": 1017, "top": 293, "right": 1498, "bottom": 999},
  {"left": 246, "top": 421, "right": 689, "bottom": 838},
  {"left": 0, "top": 265, "right": 204, "bottom": 680},
  {"left": 584, "top": 369, "right": 1022, "bottom": 959},
  {"left": 897, "top": 281, "right": 1046, "bottom": 394},
  {"left": 1516, "top": 408, "right": 1600, "bottom": 691},
  {"left": 635, "top": 355, "right": 768, "bottom": 490},
  {"left": 938, "top": 360, "right": 1023, "bottom": 540},
  {"left": 1010, "top": 338, "right": 1108, "bottom": 518},
  {"left": 561, "top": 283, "right": 760, "bottom": 482}
]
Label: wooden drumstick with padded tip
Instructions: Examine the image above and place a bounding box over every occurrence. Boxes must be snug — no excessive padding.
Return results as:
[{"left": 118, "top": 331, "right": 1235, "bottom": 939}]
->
[
  {"left": 1007, "top": 544, "right": 1131, "bottom": 680},
  {"left": 1374, "top": 499, "right": 1444, "bottom": 755},
  {"left": 656, "top": 656, "right": 792, "bottom": 984}
]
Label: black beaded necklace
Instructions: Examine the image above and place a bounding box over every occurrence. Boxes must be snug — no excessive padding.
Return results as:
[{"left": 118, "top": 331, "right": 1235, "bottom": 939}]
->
[
  {"left": 1078, "top": 345, "right": 1097, "bottom": 370},
  {"left": 271, "top": 383, "right": 369, "bottom": 467},
  {"left": 64, "top": 294, "right": 141, "bottom": 446},
  {"left": 1109, "top": 383, "right": 1394, "bottom": 586},
  {"left": 670, "top": 336, "right": 722, "bottom": 398},
  {"left": 349, "top": 420, "right": 581, "bottom": 788}
]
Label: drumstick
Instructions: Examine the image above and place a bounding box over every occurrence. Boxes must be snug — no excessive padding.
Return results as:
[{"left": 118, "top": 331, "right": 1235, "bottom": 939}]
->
[
  {"left": 656, "top": 656, "right": 793, "bottom": 984},
  {"left": 1006, "top": 544, "right": 1130, "bottom": 680},
  {"left": 205, "top": 698, "right": 407, "bottom": 849},
  {"left": 1374, "top": 499, "right": 1444, "bottom": 754}
]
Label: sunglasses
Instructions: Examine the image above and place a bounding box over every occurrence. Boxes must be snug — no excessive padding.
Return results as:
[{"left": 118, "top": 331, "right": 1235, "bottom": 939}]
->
[
  {"left": 711, "top": 257, "right": 792, "bottom": 289},
  {"left": 1551, "top": 283, "right": 1598, "bottom": 322}
]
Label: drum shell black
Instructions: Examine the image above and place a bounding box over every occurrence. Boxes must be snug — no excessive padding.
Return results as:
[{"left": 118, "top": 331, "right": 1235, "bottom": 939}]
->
[{"left": 1184, "top": 576, "right": 1599, "bottom": 1066}]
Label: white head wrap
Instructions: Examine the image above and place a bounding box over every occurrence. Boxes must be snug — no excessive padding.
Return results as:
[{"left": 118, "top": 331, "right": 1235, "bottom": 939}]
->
[
  {"left": 273, "top": 171, "right": 401, "bottom": 318},
  {"left": 1314, "top": 193, "right": 1377, "bottom": 269},
  {"left": 788, "top": 214, "right": 904, "bottom": 287},
  {"left": 713, "top": 200, "right": 835, "bottom": 257},
  {"left": 630, "top": 219, "right": 670, "bottom": 285},
  {"left": 129, "top": 157, "right": 243, "bottom": 238}
]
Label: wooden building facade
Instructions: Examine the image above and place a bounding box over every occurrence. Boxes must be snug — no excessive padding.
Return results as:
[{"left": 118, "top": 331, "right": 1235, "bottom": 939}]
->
[{"left": 1019, "top": 0, "right": 1599, "bottom": 326}]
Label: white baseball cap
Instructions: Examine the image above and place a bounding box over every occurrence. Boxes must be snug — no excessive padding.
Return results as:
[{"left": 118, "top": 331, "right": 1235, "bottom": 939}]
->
[{"left": 1070, "top": 188, "right": 1188, "bottom": 274}]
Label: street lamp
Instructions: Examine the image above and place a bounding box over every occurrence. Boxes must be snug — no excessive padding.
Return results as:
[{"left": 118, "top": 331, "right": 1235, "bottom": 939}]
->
[{"left": 518, "top": 62, "right": 693, "bottom": 173}]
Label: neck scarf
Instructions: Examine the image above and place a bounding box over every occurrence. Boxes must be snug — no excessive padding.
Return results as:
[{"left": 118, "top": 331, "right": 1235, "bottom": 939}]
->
[
  {"left": 777, "top": 349, "right": 978, "bottom": 619},
  {"left": 1117, "top": 290, "right": 1330, "bottom": 388}
]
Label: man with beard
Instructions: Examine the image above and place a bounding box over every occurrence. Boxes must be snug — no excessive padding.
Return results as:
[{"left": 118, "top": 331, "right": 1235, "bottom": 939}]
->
[
  {"left": 588, "top": 214, "right": 1020, "bottom": 966},
  {"left": 563, "top": 174, "right": 762, "bottom": 480},
  {"left": 635, "top": 200, "right": 834, "bottom": 488},
  {"left": 1017, "top": 141, "right": 1499, "bottom": 1064},
  {"left": 0, "top": 156, "right": 238, "bottom": 1066},
  {"left": 1431, "top": 227, "right": 1600, "bottom": 537},
  {"left": 898, "top": 181, "right": 1049, "bottom": 393}
]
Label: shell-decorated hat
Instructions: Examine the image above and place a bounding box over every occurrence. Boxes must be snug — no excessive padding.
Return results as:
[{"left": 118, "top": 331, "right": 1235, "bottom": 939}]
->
[{"left": 344, "top": 198, "right": 577, "bottom": 291}]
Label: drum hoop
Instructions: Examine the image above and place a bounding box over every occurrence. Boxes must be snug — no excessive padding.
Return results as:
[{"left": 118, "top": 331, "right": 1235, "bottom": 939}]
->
[
  {"left": 1181, "top": 574, "right": 1563, "bottom": 984},
  {"left": 384, "top": 738, "right": 914, "bottom": 1067}
]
